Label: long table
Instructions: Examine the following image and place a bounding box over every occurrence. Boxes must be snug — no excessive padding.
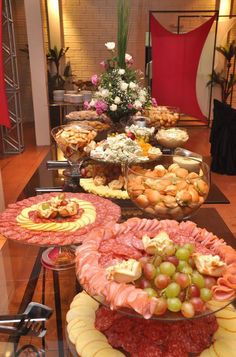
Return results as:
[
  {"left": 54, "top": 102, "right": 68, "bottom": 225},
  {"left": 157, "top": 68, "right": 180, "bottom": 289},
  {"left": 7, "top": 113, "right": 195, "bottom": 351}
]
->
[{"left": 0, "top": 154, "right": 234, "bottom": 356}]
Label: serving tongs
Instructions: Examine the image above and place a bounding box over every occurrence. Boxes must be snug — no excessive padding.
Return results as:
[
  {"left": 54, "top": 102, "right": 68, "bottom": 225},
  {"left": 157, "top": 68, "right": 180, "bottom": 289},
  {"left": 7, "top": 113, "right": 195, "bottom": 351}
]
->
[
  {"left": 46, "top": 160, "right": 69, "bottom": 170},
  {"left": 0, "top": 302, "right": 53, "bottom": 337}
]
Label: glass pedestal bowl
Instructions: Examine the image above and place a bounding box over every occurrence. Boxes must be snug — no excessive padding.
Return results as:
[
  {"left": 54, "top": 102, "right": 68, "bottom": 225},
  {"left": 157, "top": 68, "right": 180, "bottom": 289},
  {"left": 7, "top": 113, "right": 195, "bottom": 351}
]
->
[
  {"left": 156, "top": 127, "right": 189, "bottom": 150},
  {"left": 144, "top": 106, "right": 180, "bottom": 129},
  {"left": 126, "top": 155, "right": 210, "bottom": 221},
  {"left": 51, "top": 122, "right": 97, "bottom": 179}
]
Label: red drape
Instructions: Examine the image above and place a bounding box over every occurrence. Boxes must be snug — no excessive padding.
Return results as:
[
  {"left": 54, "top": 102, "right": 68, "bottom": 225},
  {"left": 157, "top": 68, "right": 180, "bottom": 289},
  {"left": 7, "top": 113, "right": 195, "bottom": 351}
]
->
[
  {"left": 150, "top": 14, "right": 216, "bottom": 119},
  {"left": 0, "top": 0, "right": 10, "bottom": 128}
]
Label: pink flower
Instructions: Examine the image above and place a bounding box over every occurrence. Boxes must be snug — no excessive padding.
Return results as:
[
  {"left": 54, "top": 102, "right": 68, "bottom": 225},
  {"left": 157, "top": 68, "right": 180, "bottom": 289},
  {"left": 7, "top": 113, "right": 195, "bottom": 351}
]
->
[
  {"left": 100, "top": 60, "right": 106, "bottom": 68},
  {"left": 151, "top": 98, "right": 157, "bottom": 107},
  {"left": 95, "top": 100, "right": 108, "bottom": 115},
  {"left": 125, "top": 53, "right": 134, "bottom": 67},
  {"left": 100, "top": 60, "right": 108, "bottom": 70},
  {"left": 128, "top": 103, "right": 133, "bottom": 109},
  {"left": 91, "top": 74, "right": 98, "bottom": 86},
  {"left": 84, "top": 101, "right": 90, "bottom": 109}
]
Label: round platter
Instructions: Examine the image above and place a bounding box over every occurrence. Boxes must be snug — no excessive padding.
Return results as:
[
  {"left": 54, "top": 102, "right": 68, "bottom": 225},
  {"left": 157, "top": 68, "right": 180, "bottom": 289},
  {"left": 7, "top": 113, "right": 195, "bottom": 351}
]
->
[
  {"left": 0, "top": 192, "right": 121, "bottom": 246},
  {"left": 66, "top": 291, "right": 236, "bottom": 357},
  {"left": 80, "top": 178, "right": 129, "bottom": 200},
  {"left": 76, "top": 217, "right": 236, "bottom": 320}
]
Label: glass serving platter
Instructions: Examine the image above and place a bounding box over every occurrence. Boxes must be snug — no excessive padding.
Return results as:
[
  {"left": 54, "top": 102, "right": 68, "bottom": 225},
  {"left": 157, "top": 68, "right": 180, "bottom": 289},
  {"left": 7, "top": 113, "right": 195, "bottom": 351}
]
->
[
  {"left": 88, "top": 291, "right": 236, "bottom": 322},
  {"left": 126, "top": 154, "right": 210, "bottom": 221},
  {"left": 0, "top": 192, "right": 121, "bottom": 271}
]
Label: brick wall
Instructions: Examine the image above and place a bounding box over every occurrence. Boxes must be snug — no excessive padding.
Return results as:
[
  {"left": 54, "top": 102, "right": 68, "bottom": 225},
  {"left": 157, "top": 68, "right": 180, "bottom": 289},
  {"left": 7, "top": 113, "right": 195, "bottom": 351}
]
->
[
  {"left": 60, "top": 0, "right": 217, "bottom": 81},
  {"left": 11, "top": 0, "right": 219, "bottom": 124}
]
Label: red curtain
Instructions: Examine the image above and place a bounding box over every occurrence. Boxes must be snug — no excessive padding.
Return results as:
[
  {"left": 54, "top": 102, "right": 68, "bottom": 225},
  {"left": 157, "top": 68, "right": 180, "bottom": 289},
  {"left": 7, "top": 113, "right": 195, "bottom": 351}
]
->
[
  {"left": 0, "top": 0, "right": 10, "bottom": 128},
  {"left": 151, "top": 14, "right": 216, "bottom": 120}
]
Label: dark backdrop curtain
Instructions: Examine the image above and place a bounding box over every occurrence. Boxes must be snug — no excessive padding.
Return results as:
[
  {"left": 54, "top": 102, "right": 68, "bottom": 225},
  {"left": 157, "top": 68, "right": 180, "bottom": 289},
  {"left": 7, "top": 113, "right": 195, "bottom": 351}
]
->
[
  {"left": 210, "top": 99, "right": 236, "bottom": 175},
  {"left": 150, "top": 14, "right": 216, "bottom": 120}
]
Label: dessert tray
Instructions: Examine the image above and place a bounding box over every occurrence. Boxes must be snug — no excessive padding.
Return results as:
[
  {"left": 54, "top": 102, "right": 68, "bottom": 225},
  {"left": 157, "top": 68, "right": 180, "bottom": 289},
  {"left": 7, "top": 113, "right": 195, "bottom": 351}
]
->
[{"left": 66, "top": 291, "right": 236, "bottom": 357}]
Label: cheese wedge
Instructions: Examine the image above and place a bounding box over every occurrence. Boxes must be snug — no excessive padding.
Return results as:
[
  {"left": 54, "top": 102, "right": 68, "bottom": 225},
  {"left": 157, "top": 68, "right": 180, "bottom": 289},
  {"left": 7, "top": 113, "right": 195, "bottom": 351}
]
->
[
  {"left": 81, "top": 340, "right": 110, "bottom": 357},
  {"left": 199, "top": 348, "right": 216, "bottom": 357},
  {"left": 67, "top": 318, "right": 94, "bottom": 333},
  {"left": 216, "top": 317, "right": 236, "bottom": 332},
  {"left": 214, "top": 326, "right": 236, "bottom": 340},
  {"left": 213, "top": 338, "right": 236, "bottom": 357},
  {"left": 66, "top": 307, "right": 95, "bottom": 323},
  {"left": 16, "top": 199, "right": 96, "bottom": 232},
  {"left": 94, "top": 348, "right": 125, "bottom": 357},
  {"left": 75, "top": 330, "right": 108, "bottom": 356}
]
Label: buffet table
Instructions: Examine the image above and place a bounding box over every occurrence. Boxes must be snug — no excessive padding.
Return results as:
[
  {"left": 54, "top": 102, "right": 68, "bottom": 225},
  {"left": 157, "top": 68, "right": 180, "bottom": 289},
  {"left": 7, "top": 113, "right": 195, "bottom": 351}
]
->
[{"left": 0, "top": 152, "right": 235, "bottom": 356}]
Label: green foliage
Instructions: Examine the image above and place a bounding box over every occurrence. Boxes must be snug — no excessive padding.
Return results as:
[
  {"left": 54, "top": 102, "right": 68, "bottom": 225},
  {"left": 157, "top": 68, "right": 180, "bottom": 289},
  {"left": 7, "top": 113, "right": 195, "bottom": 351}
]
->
[
  {"left": 207, "top": 41, "right": 236, "bottom": 103},
  {"left": 117, "top": 0, "right": 130, "bottom": 68},
  {"left": 46, "top": 46, "right": 69, "bottom": 71},
  {"left": 47, "top": 46, "right": 72, "bottom": 93}
]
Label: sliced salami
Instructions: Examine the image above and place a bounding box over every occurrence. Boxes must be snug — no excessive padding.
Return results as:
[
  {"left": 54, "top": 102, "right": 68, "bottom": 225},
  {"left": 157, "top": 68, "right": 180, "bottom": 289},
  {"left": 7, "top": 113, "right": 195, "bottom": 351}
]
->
[{"left": 0, "top": 192, "right": 120, "bottom": 246}]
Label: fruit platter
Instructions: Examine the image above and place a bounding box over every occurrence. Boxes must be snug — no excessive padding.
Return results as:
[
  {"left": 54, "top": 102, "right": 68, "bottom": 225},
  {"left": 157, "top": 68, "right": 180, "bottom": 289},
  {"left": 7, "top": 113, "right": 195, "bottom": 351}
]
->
[{"left": 74, "top": 217, "right": 236, "bottom": 356}]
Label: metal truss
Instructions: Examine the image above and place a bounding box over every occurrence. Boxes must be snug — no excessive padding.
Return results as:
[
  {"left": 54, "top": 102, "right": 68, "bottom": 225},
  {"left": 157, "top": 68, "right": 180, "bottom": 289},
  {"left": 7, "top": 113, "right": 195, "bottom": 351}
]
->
[{"left": 1, "top": 0, "right": 24, "bottom": 154}]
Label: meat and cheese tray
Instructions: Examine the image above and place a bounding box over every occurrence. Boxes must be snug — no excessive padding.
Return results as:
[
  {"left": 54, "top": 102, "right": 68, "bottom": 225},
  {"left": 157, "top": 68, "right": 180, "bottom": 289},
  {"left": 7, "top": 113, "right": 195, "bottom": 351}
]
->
[
  {"left": 0, "top": 193, "right": 121, "bottom": 246},
  {"left": 66, "top": 291, "right": 236, "bottom": 357},
  {"left": 76, "top": 218, "right": 236, "bottom": 319}
]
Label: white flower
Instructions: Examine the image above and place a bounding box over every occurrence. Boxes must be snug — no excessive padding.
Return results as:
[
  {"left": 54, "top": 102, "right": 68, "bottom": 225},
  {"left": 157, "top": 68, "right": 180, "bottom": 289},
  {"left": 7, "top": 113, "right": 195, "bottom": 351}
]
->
[
  {"left": 105, "top": 42, "right": 115, "bottom": 50},
  {"left": 114, "top": 96, "right": 121, "bottom": 104},
  {"left": 139, "top": 89, "right": 146, "bottom": 97},
  {"left": 134, "top": 100, "right": 142, "bottom": 109},
  {"left": 129, "top": 82, "right": 136, "bottom": 90},
  {"left": 139, "top": 95, "right": 146, "bottom": 103},
  {"left": 90, "top": 98, "right": 97, "bottom": 107},
  {"left": 118, "top": 69, "right": 125, "bottom": 75},
  {"left": 110, "top": 104, "right": 117, "bottom": 111},
  {"left": 125, "top": 53, "right": 133, "bottom": 62},
  {"left": 120, "top": 82, "right": 128, "bottom": 91},
  {"left": 101, "top": 89, "right": 110, "bottom": 98}
]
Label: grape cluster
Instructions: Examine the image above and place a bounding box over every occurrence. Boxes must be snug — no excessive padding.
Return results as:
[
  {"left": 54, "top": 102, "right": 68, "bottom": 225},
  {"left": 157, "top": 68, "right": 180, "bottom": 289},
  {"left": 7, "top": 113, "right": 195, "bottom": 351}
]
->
[{"left": 136, "top": 243, "right": 216, "bottom": 318}]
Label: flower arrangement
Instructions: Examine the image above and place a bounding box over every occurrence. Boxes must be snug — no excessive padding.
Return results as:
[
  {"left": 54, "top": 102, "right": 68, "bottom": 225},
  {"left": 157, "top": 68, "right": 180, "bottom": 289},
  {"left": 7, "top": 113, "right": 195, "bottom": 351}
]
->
[
  {"left": 84, "top": 0, "right": 156, "bottom": 123},
  {"left": 84, "top": 43, "right": 156, "bottom": 122}
]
